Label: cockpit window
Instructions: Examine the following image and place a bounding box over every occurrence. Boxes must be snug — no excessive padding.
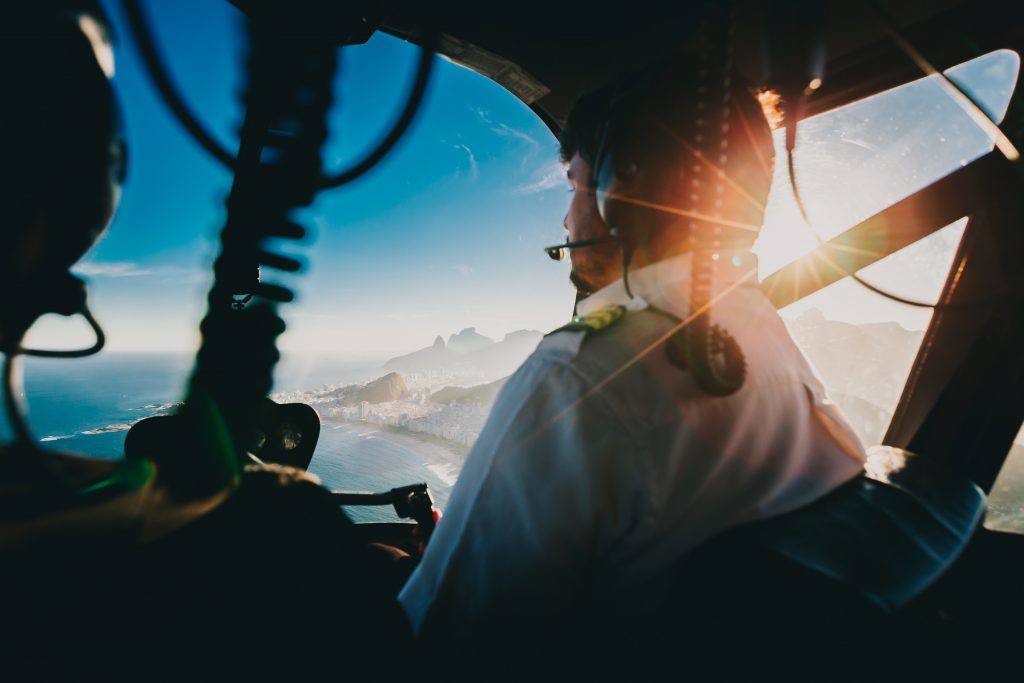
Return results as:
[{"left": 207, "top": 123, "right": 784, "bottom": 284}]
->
[
  {"left": 5, "top": 8, "right": 571, "bottom": 522},
  {"left": 756, "top": 49, "right": 1019, "bottom": 275},
  {"left": 775, "top": 219, "right": 966, "bottom": 445},
  {"left": 988, "top": 424, "right": 1024, "bottom": 534},
  {"left": 755, "top": 49, "right": 1020, "bottom": 447},
  {"left": 4, "top": 0, "right": 1019, "bottom": 527}
]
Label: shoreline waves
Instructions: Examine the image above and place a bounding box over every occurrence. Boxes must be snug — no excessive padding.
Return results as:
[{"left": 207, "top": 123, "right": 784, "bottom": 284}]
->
[{"left": 321, "top": 418, "right": 466, "bottom": 488}]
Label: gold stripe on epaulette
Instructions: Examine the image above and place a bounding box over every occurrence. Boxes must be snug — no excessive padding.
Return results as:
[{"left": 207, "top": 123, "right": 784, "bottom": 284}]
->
[{"left": 552, "top": 304, "right": 626, "bottom": 335}]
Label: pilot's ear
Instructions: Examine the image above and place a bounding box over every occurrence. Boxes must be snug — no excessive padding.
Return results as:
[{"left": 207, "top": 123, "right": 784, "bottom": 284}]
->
[{"left": 594, "top": 124, "right": 674, "bottom": 253}]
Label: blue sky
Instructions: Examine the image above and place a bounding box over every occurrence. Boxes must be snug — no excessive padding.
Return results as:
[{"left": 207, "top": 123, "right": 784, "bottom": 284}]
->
[
  {"left": 28, "top": 0, "right": 573, "bottom": 358},
  {"left": 22, "top": 2, "right": 1020, "bottom": 361}
]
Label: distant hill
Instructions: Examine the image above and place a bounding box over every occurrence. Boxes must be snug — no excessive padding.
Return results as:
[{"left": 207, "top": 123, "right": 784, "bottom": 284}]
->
[
  {"left": 829, "top": 391, "right": 890, "bottom": 446},
  {"left": 429, "top": 377, "right": 509, "bottom": 406},
  {"left": 323, "top": 371, "right": 409, "bottom": 405},
  {"left": 454, "top": 330, "right": 543, "bottom": 379},
  {"left": 382, "top": 328, "right": 543, "bottom": 380},
  {"left": 785, "top": 309, "right": 923, "bottom": 414},
  {"left": 356, "top": 372, "right": 409, "bottom": 403},
  {"left": 447, "top": 328, "right": 493, "bottom": 354},
  {"left": 383, "top": 335, "right": 452, "bottom": 373}
]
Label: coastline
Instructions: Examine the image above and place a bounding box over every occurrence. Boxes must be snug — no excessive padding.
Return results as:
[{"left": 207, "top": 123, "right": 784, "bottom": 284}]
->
[{"left": 323, "top": 417, "right": 468, "bottom": 486}]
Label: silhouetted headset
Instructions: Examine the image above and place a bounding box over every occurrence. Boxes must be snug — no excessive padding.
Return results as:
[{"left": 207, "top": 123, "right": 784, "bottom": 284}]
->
[
  {"left": 542, "top": 75, "right": 653, "bottom": 275},
  {"left": 543, "top": 53, "right": 749, "bottom": 396}
]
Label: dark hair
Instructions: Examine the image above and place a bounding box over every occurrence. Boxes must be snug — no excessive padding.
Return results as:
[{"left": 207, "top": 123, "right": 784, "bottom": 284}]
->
[
  {"left": 559, "top": 86, "right": 616, "bottom": 168},
  {"left": 559, "top": 55, "right": 776, "bottom": 243}
]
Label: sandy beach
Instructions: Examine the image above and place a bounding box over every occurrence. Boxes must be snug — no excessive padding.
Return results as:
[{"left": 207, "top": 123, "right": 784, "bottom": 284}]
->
[{"left": 323, "top": 418, "right": 468, "bottom": 488}]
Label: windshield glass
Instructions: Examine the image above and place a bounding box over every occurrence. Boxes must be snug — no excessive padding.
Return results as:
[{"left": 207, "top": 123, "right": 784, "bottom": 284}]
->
[
  {"left": 988, "top": 425, "right": 1024, "bottom": 534},
  {"left": 756, "top": 49, "right": 1019, "bottom": 447},
  {"left": 6, "top": 0, "right": 571, "bottom": 522},
  {"left": 3, "top": 2, "right": 1018, "bottom": 522}
]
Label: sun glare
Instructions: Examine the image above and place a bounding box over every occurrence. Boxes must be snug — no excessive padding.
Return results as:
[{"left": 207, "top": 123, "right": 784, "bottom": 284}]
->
[{"left": 753, "top": 48, "right": 1020, "bottom": 313}]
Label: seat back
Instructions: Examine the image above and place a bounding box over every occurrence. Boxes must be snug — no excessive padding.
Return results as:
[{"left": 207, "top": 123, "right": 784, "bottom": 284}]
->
[{"left": 665, "top": 447, "right": 986, "bottom": 639}]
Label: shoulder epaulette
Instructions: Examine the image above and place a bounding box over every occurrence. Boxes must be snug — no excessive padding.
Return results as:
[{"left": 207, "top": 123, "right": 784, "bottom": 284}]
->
[{"left": 547, "top": 304, "right": 626, "bottom": 337}]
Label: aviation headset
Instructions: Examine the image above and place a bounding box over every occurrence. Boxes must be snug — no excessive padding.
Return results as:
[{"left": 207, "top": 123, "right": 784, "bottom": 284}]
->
[{"left": 548, "top": 48, "right": 770, "bottom": 395}]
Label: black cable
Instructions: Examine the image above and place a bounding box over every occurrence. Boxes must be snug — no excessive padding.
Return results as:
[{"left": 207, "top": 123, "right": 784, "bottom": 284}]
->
[
  {"left": 171, "top": 20, "right": 339, "bottom": 497},
  {"left": 19, "top": 308, "right": 106, "bottom": 358},
  {"left": 122, "top": 0, "right": 437, "bottom": 188},
  {"left": 319, "top": 41, "right": 437, "bottom": 188},
  {"left": 774, "top": 0, "right": 1021, "bottom": 311},
  {"left": 129, "top": 6, "right": 434, "bottom": 493},
  {"left": 2, "top": 307, "right": 105, "bottom": 450},
  {"left": 121, "top": 0, "right": 237, "bottom": 169},
  {"left": 788, "top": 135, "right": 1021, "bottom": 311},
  {"left": 2, "top": 352, "right": 33, "bottom": 447}
]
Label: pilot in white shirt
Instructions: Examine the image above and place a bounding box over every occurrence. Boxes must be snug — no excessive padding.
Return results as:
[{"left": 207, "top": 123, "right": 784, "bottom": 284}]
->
[
  {"left": 399, "top": 55, "right": 866, "bottom": 642},
  {"left": 399, "top": 251, "right": 865, "bottom": 636}
]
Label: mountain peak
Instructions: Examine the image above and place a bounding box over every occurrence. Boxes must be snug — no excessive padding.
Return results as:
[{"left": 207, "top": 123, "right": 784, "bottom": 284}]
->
[
  {"left": 383, "top": 327, "right": 541, "bottom": 379},
  {"left": 321, "top": 372, "right": 409, "bottom": 405},
  {"left": 358, "top": 372, "right": 409, "bottom": 403},
  {"left": 503, "top": 329, "right": 541, "bottom": 341},
  {"left": 447, "top": 327, "right": 494, "bottom": 355}
]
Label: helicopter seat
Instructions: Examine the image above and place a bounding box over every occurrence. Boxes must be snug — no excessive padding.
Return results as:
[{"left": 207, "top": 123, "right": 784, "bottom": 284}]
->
[{"left": 658, "top": 445, "right": 985, "bottom": 643}]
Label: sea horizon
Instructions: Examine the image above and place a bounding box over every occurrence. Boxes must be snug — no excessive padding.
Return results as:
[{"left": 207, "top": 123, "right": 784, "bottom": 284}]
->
[{"left": 2, "top": 352, "right": 459, "bottom": 522}]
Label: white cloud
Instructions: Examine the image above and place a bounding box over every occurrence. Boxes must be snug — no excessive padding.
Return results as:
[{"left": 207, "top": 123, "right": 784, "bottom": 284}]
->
[
  {"left": 71, "top": 261, "right": 206, "bottom": 282},
  {"left": 72, "top": 261, "right": 155, "bottom": 278},
  {"left": 454, "top": 143, "right": 478, "bottom": 179},
  {"left": 470, "top": 106, "right": 492, "bottom": 124},
  {"left": 453, "top": 264, "right": 474, "bottom": 276},
  {"left": 513, "top": 160, "right": 566, "bottom": 194},
  {"left": 491, "top": 123, "right": 539, "bottom": 148}
]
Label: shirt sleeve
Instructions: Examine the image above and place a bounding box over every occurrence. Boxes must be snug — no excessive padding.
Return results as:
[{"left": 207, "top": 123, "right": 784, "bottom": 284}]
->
[{"left": 397, "top": 354, "right": 643, "bottom": 637}]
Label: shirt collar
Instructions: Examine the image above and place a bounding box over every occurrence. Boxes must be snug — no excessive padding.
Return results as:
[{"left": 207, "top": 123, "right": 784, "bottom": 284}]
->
[{"left": 576, "top": 250, "right": 759, "bottom": 320}]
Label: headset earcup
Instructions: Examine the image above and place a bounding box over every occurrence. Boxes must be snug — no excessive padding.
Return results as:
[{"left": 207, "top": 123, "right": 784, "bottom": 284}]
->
[{"left": 595, "top": 142, "right": 674, "bottom": 251}]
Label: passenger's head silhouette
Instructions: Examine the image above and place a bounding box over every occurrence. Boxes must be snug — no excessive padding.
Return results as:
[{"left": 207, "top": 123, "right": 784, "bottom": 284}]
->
[{"left": 0, "top": 2, "right": 124, "bottom": 351}]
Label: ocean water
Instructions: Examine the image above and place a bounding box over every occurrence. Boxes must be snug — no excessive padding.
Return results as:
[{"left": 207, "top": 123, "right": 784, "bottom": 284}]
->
[
  {"left": 310, "top": 425, "right": 454, "bottom": 522},
  {"left": 3, "top": 352, "right": 455, "bottom": 522}
]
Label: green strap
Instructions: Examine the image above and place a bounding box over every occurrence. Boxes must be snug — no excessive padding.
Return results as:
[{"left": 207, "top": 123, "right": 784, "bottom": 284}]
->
[{"left": 74, "top": 457, "right": 156, "bottom": 498}]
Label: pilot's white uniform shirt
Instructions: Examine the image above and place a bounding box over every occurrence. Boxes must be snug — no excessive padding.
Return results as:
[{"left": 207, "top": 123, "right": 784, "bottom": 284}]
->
[{"left": 399, "top": 251, "right": 865, "bottom": 635}]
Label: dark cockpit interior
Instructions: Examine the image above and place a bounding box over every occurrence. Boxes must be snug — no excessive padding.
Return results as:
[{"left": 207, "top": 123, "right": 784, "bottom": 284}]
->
[{"left": 2, "top": 0, "right": 1023, "bottom": 675}]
